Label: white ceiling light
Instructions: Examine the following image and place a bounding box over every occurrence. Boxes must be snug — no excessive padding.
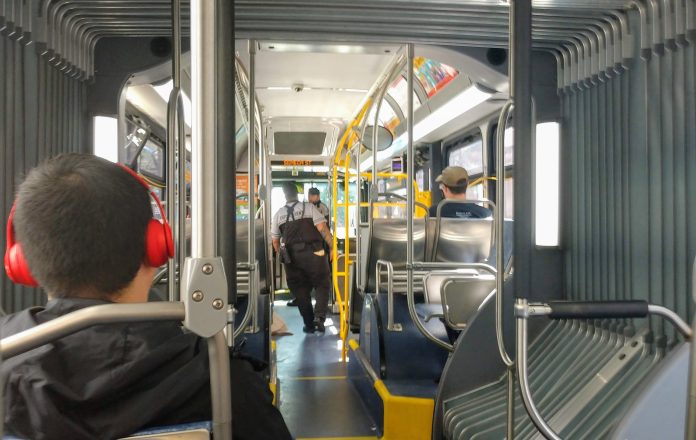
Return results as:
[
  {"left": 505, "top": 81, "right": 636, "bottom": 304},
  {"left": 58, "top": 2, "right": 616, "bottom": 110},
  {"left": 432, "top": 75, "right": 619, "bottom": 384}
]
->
[{"left": 360, "top": 84, "right": 492, "bottom": 170}]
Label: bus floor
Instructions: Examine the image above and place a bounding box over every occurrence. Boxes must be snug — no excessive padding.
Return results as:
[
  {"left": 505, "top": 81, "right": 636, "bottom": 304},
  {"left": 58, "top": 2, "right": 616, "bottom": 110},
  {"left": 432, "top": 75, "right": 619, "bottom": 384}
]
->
[{"left": 274, "top": 300, "right": 378, "bottom": 440}]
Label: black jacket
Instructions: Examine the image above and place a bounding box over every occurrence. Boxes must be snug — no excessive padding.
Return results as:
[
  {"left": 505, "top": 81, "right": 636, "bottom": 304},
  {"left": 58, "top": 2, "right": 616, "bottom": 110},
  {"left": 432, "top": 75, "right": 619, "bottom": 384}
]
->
[{"left": 0, "top": 298, "right": 292, "bottom": 440}]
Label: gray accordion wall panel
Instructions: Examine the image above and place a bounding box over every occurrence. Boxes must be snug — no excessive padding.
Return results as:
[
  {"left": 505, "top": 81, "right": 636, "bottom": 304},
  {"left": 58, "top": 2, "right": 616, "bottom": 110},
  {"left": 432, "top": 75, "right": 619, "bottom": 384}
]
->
[
  {"left": 562, "top": 25, "right": 696, "bottom": 340},
  {"left": 0, "top": 35, "right": 88, "bottom": 314}
]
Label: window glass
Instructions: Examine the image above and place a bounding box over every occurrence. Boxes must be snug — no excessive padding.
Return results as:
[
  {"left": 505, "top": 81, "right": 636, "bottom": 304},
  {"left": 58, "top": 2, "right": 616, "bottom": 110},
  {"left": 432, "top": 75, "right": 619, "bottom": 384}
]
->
[
  {"left": 447, "top": 138, "right": 484, "bottom": 176},
  {"left": 466, "top": 183, "right": 484, "bottom": 200},
  {"left": 415, "top": 168, "right": 426, "bottom": 191},
  {"left": 413, "top": 57, "right": 459, "bottom": 98},
  {"left": 137, "top": 140, "right": 164, "bottom": 180}
]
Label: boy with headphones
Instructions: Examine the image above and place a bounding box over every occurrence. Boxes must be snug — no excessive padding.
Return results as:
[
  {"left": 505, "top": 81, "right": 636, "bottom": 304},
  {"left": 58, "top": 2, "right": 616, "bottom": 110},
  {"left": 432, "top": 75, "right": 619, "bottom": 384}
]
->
[{"left": 2, "top": 154, "right": 291, "bottom": 440}]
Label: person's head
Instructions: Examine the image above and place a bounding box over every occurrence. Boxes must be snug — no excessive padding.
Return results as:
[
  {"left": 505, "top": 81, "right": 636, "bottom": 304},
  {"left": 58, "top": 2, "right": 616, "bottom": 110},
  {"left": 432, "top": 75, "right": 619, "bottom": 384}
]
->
[
  {"left": 11, "top": 153, "right": 158, "bottom": 302},
  {"left": 307, "top": 187, "right": 321, "bottom": 204},
  {"left": 435, "top": 166, "right": 469, "bottom": 199},
  {"left": 282, "top": 181, "right": 299, "bottom": 202}
]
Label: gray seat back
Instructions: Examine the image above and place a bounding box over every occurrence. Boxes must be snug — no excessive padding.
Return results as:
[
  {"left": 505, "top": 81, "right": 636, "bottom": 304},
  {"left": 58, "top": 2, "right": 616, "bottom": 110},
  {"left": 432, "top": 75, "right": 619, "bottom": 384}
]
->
[
  {"left": 430, "top": 218, "right": 493, "bottom": 263},
  {"left": 235, "top": 219, "right": 268, "bottom": 294},
  {"left": 440, "top": 275, "right": 496, "bottom": 329},
  {"left": 364, "top": 218, "right": 427, "bottom": 293}
]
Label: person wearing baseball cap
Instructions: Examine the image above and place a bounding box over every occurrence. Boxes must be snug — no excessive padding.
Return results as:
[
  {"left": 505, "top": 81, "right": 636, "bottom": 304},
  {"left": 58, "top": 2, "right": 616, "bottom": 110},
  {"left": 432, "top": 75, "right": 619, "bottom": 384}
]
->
[{"left": 429, "top": 166, "right": 492, "bottom": 219}]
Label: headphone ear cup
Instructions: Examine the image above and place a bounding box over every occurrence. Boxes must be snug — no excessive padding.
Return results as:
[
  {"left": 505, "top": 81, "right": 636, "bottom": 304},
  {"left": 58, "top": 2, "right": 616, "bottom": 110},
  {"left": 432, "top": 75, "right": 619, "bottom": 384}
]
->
[
  {"left": 144, "top": 219, "right": 173, "bottom": 267},
  {"left": 5, "top": 243, "right": 39, "bottom": 287}
]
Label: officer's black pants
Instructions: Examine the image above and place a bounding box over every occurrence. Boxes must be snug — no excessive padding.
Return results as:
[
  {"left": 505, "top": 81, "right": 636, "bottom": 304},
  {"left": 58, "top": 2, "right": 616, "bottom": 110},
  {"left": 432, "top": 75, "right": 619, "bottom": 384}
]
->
[{"left": 284, "top": 246, "right": 331, "bottom": 327}]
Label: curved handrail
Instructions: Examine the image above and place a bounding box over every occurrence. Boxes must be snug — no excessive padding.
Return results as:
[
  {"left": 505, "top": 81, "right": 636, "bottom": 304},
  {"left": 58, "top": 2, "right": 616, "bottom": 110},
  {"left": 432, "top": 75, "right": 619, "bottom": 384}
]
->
[
  {"left": 0, "top": 303, "right": 185, "bottom": 359},
  {"left": 686, "top": 314, "right": 696, "bottom": 440},
  {"left": 495, "top": 101, "right": 515, "bottom": 368}
]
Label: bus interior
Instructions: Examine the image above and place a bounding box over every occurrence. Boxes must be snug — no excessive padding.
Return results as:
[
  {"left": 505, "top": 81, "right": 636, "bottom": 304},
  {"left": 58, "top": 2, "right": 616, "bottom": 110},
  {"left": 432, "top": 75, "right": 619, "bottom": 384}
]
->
[{"left": 1, "top": 0, "right": 696, "bottom": 439}]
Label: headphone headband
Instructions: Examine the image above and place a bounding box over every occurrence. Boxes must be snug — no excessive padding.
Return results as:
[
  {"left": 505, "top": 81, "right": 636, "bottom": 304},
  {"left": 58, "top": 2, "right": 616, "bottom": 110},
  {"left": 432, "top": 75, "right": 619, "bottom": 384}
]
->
[{"left": 4, "top": 162, "right": 174, "bottom": 287}]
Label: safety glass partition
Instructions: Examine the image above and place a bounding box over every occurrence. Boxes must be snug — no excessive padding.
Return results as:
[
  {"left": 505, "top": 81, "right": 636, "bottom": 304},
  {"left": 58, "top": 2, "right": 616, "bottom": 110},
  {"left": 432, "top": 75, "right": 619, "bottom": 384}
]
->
[{"left": 492, "top": 125, "right": 514, "bottom": 219}]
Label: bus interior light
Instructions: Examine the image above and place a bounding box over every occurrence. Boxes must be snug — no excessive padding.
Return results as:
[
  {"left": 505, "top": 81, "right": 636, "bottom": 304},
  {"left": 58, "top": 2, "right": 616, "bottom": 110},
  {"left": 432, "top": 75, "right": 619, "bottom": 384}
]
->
[{"left": 534, "top": 122, "right": 560, "bottom": 247}]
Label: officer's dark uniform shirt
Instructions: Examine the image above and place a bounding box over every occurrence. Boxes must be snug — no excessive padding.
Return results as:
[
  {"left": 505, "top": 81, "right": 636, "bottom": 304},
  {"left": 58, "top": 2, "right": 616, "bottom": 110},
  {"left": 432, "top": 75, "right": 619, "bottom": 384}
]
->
[
  {"left": 0, "top": 298, "right": 292, "bottom": 440},
  {"left": 428, "top": 202, "right": 492, "bottom": 219}
]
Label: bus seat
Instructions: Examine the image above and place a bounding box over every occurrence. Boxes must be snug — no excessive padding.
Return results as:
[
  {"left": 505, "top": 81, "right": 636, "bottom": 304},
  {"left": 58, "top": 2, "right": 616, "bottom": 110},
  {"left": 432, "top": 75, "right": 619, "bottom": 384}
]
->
[
  {"left": 441, "top": 321, "right": 673, "bottom": 439},
  {"left": 235, "top": 219, "right": 268, "bottom": 294},
  {"left": 439, "top": 274, "right": 495, "bottom": 330},
  {"left": 487, "top": 218, "right": 514, "bottom": 270},
  {"left": 430, "top": 218, "right": 493, "bottom": 263},
  {"left": 609, "top": 343, "right": 690, "bottom": 439},
  {"left": 363, "top": 218, "right": 427, "bottom": 293}
]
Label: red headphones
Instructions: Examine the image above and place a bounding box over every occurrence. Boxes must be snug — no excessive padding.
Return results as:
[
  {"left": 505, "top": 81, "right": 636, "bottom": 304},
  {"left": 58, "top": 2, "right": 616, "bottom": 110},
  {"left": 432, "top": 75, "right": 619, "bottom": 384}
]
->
[{"left": 4, "top": 164, "right": 174, "bottom": 287}]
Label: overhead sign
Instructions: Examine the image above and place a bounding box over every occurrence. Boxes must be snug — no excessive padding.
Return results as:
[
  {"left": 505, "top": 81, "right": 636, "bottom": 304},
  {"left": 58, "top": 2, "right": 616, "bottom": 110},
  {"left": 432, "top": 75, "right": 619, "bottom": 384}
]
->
[{"left": 271, "top": 159, "right": 323, "bottom": 166}]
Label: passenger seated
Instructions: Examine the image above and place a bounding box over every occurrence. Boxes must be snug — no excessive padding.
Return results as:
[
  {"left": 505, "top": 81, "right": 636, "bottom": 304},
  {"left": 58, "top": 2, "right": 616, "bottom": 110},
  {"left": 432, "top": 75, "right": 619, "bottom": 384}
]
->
[
  {"left": 1, "top": 154, "right": 292, "bottom": 440},
  {"left": 428, "top": 166, "right": 492, "bottom": 219}
]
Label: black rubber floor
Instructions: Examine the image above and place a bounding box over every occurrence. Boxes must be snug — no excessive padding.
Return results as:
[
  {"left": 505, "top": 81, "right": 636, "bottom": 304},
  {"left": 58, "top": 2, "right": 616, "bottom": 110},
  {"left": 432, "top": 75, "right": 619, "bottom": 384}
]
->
[{"left": 274, "top": 301, "right": 377, "bottom": 439}]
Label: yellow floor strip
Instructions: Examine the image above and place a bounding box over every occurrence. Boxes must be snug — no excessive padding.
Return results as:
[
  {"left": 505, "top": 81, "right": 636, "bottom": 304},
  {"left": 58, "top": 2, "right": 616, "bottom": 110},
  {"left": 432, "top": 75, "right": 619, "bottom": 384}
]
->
[
  {"left": 283, "top": 375, "right": 347, "bottom": 381},
  {"left": 296, "top": 437, "right": 377, "bottom": 440}
]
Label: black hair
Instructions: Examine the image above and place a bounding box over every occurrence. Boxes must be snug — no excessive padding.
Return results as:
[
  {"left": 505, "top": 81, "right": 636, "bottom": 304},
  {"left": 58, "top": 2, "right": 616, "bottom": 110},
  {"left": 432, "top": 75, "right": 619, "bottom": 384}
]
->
[
  {"left": 308, "top": 187, "right": 320, "bottom": 196},
  {"left": 445, "top": 178, "right": 468, "bottom": 195},
  {"left": 282, "top": 181, "right": 299, "bottom": 200},
  {"left": 14, "top": 154, "right": 152, "bottom": 297}
]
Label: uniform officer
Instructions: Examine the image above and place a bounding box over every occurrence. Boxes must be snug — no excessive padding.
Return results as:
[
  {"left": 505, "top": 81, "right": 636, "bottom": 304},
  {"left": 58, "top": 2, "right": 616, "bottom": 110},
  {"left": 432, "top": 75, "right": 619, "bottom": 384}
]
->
[
  {"left": 272, "top": 182, "right": 334, "bottom": 333},
  {"left": 307, "top": 187, "right": 330, "bottom": 225}
]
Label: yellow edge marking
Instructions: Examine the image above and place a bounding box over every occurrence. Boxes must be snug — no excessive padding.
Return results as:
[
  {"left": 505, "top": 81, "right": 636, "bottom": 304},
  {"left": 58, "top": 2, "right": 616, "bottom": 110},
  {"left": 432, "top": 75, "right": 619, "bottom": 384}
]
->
[
  {"left": 283, "top": 376, "right": 347, "bottom": 381},
  {"left": 349, "top": 341, "right": 434, "bottom": 440},
  {"left": 296, "top": 437, "right": 377, "bottom": 440}
]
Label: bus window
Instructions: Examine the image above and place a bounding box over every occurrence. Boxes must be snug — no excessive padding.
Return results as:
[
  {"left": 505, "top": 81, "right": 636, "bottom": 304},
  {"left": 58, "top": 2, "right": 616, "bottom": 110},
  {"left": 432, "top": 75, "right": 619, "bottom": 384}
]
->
[
  {"left": 447, "top": 138, "right": 483, "bottom": 176},
  {"left": 137, "top": 139, "right": 164, "bottom": 181},
  {"left": 466, "top": 182, "right": 484, "bottom": 200}
]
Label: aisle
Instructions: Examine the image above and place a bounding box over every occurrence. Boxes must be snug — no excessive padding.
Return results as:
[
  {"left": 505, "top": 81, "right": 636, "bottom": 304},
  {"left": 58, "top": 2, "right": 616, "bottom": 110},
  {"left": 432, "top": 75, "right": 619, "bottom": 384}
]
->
[{"left": 274, "top": 301, "right": 377, "bottom": 440}]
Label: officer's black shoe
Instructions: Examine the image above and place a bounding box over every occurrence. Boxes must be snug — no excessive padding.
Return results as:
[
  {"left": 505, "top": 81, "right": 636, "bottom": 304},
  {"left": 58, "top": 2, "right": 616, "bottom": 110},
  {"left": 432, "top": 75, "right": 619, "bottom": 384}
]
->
[
  {"left": 303, "top": 324, "right": 316, "bottom": 333},
  {"left": 287, "top": 299, "right": 299, "bottom": 307},
  {"left": 314, "top": 318, "right": 325, "bottom": 333}
]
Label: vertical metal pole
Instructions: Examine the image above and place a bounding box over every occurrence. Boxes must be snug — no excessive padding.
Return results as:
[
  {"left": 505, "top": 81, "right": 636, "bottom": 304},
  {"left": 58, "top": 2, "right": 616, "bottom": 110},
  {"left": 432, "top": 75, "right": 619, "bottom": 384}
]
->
[
  {"left": 216, "top": 0, "right": 236, "bottom": 320},
  {"left": 208, "top": 331, "right": 233, "bottom": 439},
  {"left": 406, "top": 43, "right": 415, "bottom": 324},
  {"left": 191, "top": 1, "right": 232, "bottom": 438},
  {"left": 512, "top": 0, "right": 532, "bottom": 438},
  {"left": 191, "top": 0, "right": 217, "bottom": 258},
  {"left": 166, "top": 0, "right": 182, "bottom": 302},
  {"left": 248, "top": 40, "right": 256, "bottom": 272},
  {"left": 247, "top": 40, "right": 257, "bottom": 331},
  {"left": 512, "top": 0, "right": 533, "bottom": 299}
]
